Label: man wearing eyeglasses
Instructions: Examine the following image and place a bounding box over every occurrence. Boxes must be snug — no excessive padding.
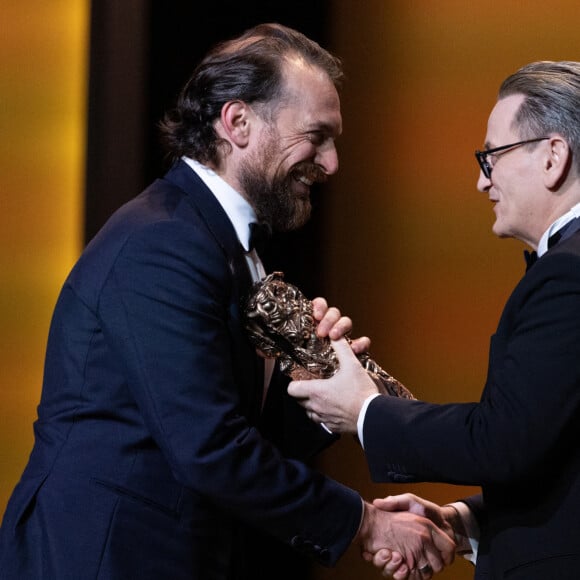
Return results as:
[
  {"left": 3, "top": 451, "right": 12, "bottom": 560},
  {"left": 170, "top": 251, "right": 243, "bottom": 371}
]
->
[{"left": 288, "top": 60, "right": 580, "bottom": 579}]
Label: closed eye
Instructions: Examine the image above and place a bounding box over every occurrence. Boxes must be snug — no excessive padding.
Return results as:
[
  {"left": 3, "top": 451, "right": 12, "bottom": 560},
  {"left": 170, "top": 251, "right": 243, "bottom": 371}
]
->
[{"left": 308, "top": 131, "right": 326, "bottom": 146}]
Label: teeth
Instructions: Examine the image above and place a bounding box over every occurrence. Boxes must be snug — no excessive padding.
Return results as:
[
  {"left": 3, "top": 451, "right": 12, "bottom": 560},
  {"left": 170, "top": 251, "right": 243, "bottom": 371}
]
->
[{"left": 298, "top": 175, "right": 313, "bottom": 186}]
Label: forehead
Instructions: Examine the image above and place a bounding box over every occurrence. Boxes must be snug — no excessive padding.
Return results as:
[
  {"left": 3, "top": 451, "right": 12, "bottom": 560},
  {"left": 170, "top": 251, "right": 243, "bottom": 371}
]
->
[
  {"left": 485, "top": 93, "right": 526, "bottom": 146},
  {"left": 278, "top": 57, "right": 342, "bottom": 134}
]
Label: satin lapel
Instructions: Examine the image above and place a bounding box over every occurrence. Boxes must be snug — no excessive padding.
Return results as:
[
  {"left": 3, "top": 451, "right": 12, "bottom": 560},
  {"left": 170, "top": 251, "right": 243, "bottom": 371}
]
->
[{"left": 549, "top": 216, "right": 580, "bottom": 249}]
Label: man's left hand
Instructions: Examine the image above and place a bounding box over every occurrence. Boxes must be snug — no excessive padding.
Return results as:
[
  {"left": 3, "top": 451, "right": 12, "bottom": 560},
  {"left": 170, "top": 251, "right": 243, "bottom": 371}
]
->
[{"left": 288, "top": 337, "right": 379, "bottom": 433}]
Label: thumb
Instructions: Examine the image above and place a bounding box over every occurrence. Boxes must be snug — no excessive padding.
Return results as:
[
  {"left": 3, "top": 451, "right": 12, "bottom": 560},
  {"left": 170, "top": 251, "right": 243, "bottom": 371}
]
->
[
  {"left": 373, "top": 495, "right": 412, "bottom": 512},
  {"left": 330, "top": 337, "right": 360, "bottom": 368},
  {"left": 287, "top": 376, "right": 323, "bottom": 399}
]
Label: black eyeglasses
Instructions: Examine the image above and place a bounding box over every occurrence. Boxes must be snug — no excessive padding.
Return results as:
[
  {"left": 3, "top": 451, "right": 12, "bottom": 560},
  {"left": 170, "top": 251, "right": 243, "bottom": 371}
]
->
[{"left": 475, "top": 137, "right": 549, "bottom": 179}]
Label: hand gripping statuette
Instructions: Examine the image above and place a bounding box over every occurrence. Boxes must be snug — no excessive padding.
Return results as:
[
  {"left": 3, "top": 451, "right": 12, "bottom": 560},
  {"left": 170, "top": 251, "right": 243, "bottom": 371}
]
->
[{"left": 244, "top": 272, "right": 414, "bottom": 399}]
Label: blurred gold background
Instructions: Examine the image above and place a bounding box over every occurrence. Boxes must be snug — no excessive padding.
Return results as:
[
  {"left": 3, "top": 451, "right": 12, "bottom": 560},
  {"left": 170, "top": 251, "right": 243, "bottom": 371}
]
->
[
  {"left": 0, "top": 0, "right": 87, "bottom": 519},
  {"left": 1, "top": 2, "right": 578, "bottom": 579}
]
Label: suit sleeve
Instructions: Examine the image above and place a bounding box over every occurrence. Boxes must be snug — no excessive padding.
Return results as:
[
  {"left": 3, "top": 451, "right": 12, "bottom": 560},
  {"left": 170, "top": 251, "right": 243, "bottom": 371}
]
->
[
  {"left": 363, "top": 251, "right": 580, "bottom": 486},
  {"left": 260, "top": 370, "right": 340, "bottom": 460},
  {"left": 98, "top": 219, "right": 361, "bottom": 565}
]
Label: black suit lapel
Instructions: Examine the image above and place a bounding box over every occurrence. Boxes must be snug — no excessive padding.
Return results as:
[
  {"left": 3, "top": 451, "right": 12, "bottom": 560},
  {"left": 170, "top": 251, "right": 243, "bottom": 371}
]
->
[
  {"left": 163, "top": 160, "right": 263, "bottom": 416},
  {"left": 164, "top": 161, "right": 255, "bottom": 289},
  {"left": 548, "top": 216, "right": 580, "bottom": 250}
]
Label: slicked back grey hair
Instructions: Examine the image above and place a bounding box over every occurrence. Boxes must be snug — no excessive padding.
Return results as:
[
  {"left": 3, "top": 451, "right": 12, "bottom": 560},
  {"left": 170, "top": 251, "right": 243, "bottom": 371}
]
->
[{"left": 499, "top": 61, "right": 580, "bottom": 176}]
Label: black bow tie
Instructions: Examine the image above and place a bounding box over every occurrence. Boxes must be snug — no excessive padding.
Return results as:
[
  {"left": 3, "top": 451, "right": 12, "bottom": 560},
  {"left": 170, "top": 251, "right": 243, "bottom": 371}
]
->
[
  {"left": 523, "top": 217, "right": 580, "bottom": 272},
  {"left": 249, "top": 222, "right": 272, "bottom": 255},
  {"left": 524, "top": 250, "right": 538, "bottom": 271},
  {"left": 548, "top": 231, "right": 562, "bottom": 249}
]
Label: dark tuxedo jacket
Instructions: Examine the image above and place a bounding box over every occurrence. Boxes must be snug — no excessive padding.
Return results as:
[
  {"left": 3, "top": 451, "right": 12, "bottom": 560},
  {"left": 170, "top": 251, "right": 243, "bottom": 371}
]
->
[
  {"left": 0, "top": 161, "right": 361, "bottom": 579},
  {"left": 363, "top": 230, "right": 580, "bottom": 579}
]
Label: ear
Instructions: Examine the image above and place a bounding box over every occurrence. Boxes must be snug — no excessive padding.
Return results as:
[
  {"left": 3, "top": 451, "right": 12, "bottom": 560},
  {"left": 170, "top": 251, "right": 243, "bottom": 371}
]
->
[
  {"left": 216, "top": 100, "right": 253, "bottom": 148},
  {"left": 543, "top": 135, "right": 571, "bottom": 190}
]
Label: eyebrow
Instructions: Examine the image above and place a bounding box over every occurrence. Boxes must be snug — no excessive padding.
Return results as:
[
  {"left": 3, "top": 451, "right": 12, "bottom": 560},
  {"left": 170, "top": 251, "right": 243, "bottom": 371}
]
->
[{"left": 308, "top": 122, "right": 342, "bottom": 137}]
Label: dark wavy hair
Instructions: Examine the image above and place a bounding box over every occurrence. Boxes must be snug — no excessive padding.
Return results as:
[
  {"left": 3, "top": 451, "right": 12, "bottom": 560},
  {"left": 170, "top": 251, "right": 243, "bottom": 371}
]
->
[
  {"left": 159, "top": 23, "right": 344, "bottom": 166},
  {"left": 499, "top": 61, "right": 580, "bottom": 175}
]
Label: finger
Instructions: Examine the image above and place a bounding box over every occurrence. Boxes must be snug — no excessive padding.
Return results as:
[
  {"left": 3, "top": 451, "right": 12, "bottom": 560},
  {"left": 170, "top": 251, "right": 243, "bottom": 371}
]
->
[
  {"left": 315, "top": 307, "right": 342, "bottom": 337},
  {"left": 377, "top": 549, "right": 402, "bottom": 571},
  {"left": 419, "top": 527, "right": 455, "bottom": 574},
  {"left": 418, "top": 552, "right": 440, "bottom": 576},
  {"left": 431, "top": 527, "right": 456, "bottom": 566},
  {"left": 311, "top": 297, "right": 328, "bottom": 320},
  {"left": 350, "top": 336, "right": 371, "bottom": 354},
  {"left": 288, "top": 378, "right": 322, "bottom": 400},
  {"left": 327, "top": 315, "right": 353, "bottom": 340},
  {"left": 288, "top": 338, "right": 356, "bottom": 397},
  {"left": 372, "top": 548, "right": 393, "bottom": 567},
  {"left": 390, "top": 563, "right": 410, "bottom": 579},
  {"left": 329, "top": 337, "right": 361, "bottom": 367},
  {"left": 407, "top": 560, "right": 435, "bottom": 580},
  {"left": 373, "top": 494, "right": 415, "bottom": 512}
]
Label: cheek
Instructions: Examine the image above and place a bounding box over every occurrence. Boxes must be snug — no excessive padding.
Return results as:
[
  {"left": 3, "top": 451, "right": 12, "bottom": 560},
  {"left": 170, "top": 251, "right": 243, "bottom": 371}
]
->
[{"left": 283, "top": 143, "right": 317, "bottom": 167}]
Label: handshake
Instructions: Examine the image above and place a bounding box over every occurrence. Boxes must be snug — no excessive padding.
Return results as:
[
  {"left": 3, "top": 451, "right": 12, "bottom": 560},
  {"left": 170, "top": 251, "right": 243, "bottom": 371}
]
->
[{"left": 356, "top": 493, "right": 468, "bottom": 579}]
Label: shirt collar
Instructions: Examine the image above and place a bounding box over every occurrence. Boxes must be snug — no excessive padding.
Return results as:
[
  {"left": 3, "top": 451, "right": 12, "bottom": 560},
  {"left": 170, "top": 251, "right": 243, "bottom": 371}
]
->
[
  {"left": 182, "top": 157, "right": 257, "bottom": 251},
  {"left": 537, "top": 201, "right": 580, "bottom": 257}
]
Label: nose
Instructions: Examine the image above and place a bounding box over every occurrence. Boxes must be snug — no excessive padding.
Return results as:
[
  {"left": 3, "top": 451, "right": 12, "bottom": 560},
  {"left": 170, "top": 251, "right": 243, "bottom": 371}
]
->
[
  {"left": 315, "top": 141, "right": 339, "bottom": 176},
  {"left": 477, "top": 169, "right": 491, "bottom": 192}
]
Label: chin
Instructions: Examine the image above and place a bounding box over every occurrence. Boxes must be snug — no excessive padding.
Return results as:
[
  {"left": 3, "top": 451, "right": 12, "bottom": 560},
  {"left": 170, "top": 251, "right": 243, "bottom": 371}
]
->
[
  {"left": 492, "top": 227, "right": 512, "bottom": 239},
  {"left": 491, "top": 222, "right": 506, "bottom": 238}
]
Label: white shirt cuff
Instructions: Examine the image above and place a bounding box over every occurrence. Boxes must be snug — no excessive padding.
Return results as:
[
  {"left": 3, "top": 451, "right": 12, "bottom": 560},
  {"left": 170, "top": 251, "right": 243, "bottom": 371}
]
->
[{"left": 357, "top": 393, "right": 381, "bottom": 448}]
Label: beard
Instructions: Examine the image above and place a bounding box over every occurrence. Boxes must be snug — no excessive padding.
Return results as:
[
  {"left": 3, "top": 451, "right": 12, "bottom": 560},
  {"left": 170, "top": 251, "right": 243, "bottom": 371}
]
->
[{"left": 238, "top": 139, "right": 327, "bottom": 233}]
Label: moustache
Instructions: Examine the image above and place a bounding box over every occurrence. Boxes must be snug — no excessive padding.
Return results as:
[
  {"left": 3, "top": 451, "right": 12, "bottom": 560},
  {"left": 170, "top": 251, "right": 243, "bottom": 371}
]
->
[{"left": 291, "top": 162, "right": 328, "bottom": 185}]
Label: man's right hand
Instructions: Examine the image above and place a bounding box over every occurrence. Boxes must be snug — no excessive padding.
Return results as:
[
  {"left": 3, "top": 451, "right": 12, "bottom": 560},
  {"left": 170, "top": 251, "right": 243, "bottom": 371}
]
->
[{"left": 355, "top": 500, "right": 456, "bottom": 578}]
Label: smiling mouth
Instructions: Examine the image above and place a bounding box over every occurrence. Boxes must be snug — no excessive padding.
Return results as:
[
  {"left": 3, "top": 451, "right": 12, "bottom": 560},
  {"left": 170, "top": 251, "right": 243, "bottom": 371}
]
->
[
  {"left": 296, "top": 175, "right": 314, "bottom": 186},
  {"left": 291, "top": 163, "right": 328, "bottom": 188},
  {"left": 290, "top": 172, "right": 314, "bottom": 197}
]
